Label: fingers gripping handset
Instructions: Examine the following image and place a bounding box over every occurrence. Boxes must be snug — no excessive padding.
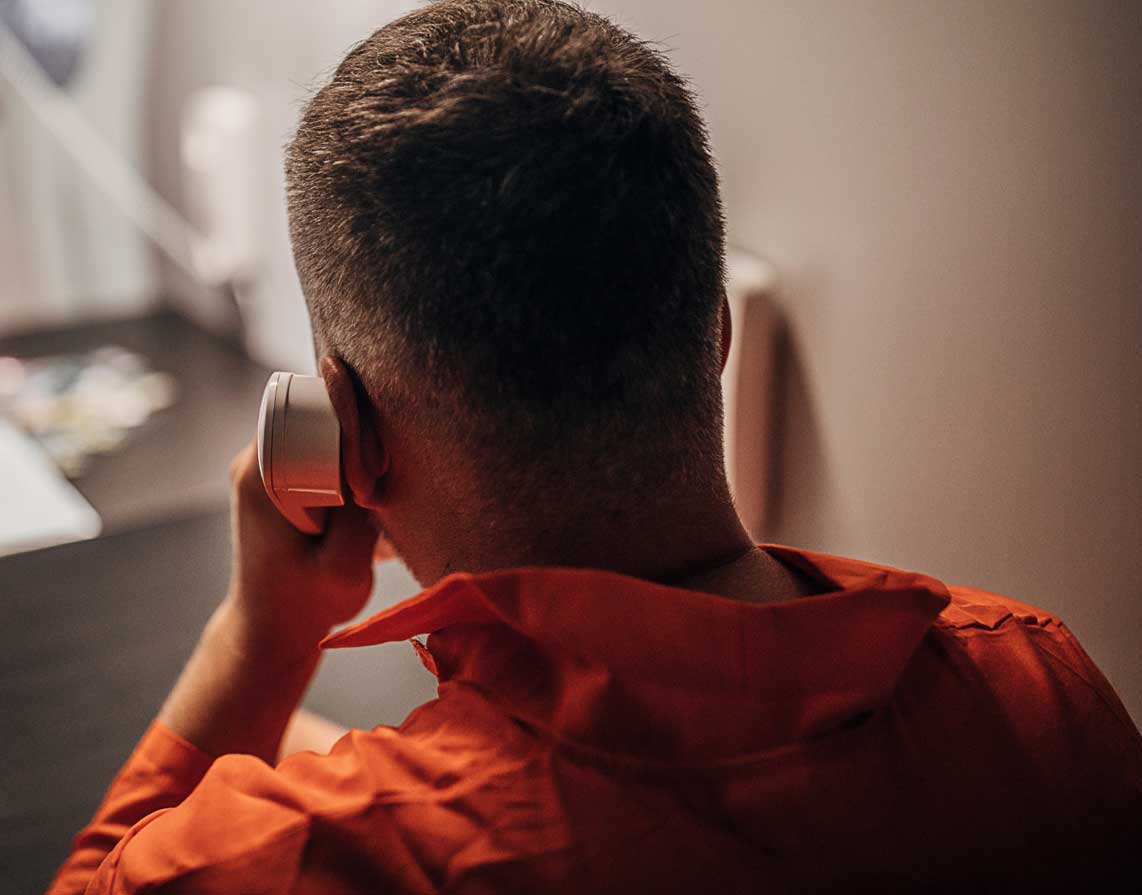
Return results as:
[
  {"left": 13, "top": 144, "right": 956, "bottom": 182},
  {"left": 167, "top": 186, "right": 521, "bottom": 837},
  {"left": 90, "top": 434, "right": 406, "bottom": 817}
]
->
[{"left": 257, "top": 372, "right": 344, "bottom": 534}]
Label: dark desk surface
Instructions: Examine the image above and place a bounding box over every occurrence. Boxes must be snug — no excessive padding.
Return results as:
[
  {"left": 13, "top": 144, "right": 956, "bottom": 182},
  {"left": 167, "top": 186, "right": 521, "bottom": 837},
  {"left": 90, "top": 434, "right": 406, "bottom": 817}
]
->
[
  {"left": 1, "top": 510, "right": 432, "bottom": 894},
  {"left": 0, "top": 314, "right": 433, "bottom": 894},
  {"left": 0, "top": 311, "right": 271, "bottom": 533}
]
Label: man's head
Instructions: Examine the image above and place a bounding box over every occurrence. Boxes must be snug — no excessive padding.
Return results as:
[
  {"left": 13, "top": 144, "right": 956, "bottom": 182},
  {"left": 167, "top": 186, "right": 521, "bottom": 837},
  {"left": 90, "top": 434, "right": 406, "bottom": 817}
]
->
[{"left": 286, "top": 0, "right": 733, "bottom": 578}]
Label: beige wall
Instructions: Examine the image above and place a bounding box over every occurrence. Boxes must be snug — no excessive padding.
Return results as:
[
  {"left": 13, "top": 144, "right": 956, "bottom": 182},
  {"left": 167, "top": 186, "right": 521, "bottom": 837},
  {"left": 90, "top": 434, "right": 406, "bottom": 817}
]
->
[{"left": 597, "top": 0, "right": 1142, "bottom": 722}]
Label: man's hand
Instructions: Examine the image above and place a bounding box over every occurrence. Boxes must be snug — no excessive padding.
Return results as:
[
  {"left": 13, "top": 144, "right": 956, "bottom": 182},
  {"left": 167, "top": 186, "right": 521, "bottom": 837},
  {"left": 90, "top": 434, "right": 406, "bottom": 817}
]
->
[
  {"left": 223, "top": 440, "right": 380, "bottom": 660},
  {"left": 155, "top": 440, "right": 380, "bottom": 763}
]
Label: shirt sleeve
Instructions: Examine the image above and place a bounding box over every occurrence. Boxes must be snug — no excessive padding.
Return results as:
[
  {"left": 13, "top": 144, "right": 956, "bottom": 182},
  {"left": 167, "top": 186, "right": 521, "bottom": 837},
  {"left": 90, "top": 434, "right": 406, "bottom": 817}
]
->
[
  {"left": 46, "top": 722, "right": 216, "bottom": 895},
  {"left": 46, "top": 722, "right": 440, "bottom": 894}
]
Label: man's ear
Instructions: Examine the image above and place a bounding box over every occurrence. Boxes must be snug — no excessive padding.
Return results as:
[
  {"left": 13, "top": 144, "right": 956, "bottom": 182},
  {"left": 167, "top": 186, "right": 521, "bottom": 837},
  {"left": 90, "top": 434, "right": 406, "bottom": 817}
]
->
[
  {"left": 319, "top": 355, "right": 388, "bottom": 508},
  {"left": 719, "top": 296, "right": 733, "bottom": 374}
]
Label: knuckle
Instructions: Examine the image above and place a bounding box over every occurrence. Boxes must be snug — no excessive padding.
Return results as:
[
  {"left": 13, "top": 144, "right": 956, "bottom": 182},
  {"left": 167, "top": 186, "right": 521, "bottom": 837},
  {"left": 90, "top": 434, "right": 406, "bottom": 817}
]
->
[
  {"left": 230, "top": 445, "right": 265, "bottom": 500},
  {"left": 229, "top": 443, "right": 252, "bottom": 479}
]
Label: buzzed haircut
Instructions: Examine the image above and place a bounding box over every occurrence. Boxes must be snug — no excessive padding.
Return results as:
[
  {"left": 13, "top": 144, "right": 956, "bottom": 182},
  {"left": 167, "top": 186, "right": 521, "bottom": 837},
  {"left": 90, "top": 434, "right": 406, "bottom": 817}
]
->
[{"left": 286, "top": 0, "right": 728, "bottom": 492}]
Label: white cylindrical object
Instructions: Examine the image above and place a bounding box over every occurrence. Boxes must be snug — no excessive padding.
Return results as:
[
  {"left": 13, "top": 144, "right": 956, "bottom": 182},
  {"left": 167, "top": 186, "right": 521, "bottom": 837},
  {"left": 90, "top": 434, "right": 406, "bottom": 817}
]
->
[
  {"left": 257, "top": 372, "right": 343, "bottom": 535},
  {"left": 722, "top": 250, "right": 780, "bottom": 540},
  {"left": 180, "top": 86, "right": 263, "bottom": 286}
]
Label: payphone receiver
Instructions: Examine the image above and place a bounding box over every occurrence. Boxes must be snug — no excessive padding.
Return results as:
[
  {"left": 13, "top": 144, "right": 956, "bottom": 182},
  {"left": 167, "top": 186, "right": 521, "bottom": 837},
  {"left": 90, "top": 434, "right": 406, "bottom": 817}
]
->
[{"left": 256, "top": 372, "right": 344, "bottom": 535}]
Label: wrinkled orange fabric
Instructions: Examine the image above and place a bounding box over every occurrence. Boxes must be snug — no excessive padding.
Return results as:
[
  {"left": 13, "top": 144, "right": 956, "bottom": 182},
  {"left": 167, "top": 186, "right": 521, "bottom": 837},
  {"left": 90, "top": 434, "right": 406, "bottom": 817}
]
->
[{"left": 49, "top": 547, "right": 1142, "bottom": 893}]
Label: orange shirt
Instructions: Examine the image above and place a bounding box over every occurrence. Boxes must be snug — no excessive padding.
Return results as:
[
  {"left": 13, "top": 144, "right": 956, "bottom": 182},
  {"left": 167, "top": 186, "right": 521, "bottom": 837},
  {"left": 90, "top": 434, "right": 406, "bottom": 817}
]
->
[{"left": 50, "top": 546, "right": 1142, "bottom": 893}]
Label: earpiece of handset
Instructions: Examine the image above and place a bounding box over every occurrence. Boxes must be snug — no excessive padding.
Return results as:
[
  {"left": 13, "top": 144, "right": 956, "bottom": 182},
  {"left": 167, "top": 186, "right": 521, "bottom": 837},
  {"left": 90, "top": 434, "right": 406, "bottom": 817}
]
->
[{"left": 257, "top": 372, "right": 345, "bottom": 534}]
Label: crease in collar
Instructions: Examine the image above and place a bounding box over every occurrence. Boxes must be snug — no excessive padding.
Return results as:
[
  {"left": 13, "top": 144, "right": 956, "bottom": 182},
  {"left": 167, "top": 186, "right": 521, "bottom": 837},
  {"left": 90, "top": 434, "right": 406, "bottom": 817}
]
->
[
  {"left": 321, "top": 547, "right": 951, "bottom": 758},
  {"left": 321, "top": 547, "right": 950, "bottom": 694}
]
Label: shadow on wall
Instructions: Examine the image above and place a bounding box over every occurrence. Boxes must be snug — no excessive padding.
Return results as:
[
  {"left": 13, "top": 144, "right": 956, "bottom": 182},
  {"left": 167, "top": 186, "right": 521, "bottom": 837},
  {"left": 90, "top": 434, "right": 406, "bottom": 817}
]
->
[{"left": 766, "top": 275, "right": 835, "bottom": 553}]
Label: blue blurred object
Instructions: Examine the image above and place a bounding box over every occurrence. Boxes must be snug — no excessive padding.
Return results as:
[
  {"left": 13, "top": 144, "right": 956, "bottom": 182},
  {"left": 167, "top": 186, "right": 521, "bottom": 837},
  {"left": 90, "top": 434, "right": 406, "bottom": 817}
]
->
[{"left": 0, "top": 0, "right": 93, "bottom": 87}]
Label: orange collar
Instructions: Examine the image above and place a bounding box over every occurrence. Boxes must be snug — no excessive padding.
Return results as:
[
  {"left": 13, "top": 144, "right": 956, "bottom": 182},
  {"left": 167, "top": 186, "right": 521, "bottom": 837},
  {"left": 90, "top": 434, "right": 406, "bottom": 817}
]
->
[{"left": 322, "top": 546, "right": 950, "bottom": 760}]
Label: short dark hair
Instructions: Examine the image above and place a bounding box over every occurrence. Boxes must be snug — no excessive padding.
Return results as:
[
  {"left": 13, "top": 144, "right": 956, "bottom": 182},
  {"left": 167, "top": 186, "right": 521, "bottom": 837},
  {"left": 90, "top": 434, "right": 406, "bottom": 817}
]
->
[{"left": 286, "top": 0, "right": 727, "bottom": 494}]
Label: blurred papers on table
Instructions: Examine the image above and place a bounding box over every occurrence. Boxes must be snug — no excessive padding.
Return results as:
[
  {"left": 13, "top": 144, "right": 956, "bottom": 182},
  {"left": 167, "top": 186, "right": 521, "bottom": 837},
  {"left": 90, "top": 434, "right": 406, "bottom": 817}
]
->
[{"left": 0, "top": 415, "right": 100, "bottom": 556}]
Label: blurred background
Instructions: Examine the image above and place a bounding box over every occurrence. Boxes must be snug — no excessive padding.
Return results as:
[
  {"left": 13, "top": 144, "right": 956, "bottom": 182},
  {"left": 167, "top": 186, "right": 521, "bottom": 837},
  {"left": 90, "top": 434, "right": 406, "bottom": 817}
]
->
[{"left": 1, "top": 1, "right": 1139, "bottom": 890}]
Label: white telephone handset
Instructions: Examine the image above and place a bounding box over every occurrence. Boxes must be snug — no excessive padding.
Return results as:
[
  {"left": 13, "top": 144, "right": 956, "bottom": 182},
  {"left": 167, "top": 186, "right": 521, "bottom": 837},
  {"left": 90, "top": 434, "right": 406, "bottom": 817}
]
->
[{"left": 256, "top": 372, "right": 344, "bottom": 534}]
